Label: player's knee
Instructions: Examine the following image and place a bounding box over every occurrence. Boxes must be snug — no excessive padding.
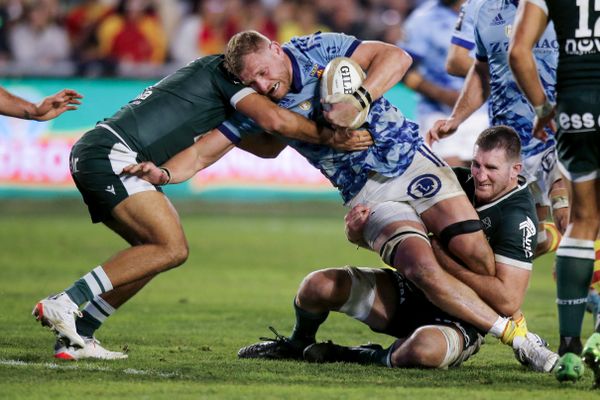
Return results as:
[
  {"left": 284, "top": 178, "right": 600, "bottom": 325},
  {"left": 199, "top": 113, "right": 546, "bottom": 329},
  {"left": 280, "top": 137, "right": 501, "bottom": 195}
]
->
[
  {"left": 394, "top": 328, "right": 445, "bottom": 368},
  {"left": 162, "top": 241, "right": 189, "bottom": 269},
  {"left": 297, "top": 269, "right": 348, "bottom": 305}
]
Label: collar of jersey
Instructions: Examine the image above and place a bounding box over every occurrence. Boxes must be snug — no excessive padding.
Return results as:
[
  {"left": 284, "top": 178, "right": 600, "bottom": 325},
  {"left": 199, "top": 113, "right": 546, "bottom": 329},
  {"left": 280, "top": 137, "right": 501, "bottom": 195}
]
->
[
  {"left": 474, "top": 175, "right": 529, "bottom": 212},
  {"left": 283, "top": 47, "right": 302, "bottom": 94}
]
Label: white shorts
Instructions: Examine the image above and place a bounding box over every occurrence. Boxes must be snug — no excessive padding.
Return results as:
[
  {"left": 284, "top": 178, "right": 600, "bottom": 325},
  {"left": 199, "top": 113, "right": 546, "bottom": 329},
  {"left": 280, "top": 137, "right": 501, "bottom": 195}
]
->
[
  {"left": 348, "top": 144, "right": 464, "bottom": 249},
  {"left": 348, "top": 144, "right": 465, "bottom": 214},
  {"left": 522, "top": 146, "right": 562, "bottom": 207},
  {"left": 420, "top": 108, "right": 488, "bottom": 161}
]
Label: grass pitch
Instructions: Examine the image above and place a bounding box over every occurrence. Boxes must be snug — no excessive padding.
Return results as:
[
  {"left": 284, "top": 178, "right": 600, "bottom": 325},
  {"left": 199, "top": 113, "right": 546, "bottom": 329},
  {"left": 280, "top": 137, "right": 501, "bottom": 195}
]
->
[{"left": 0, "top": 200, "right": 598, "bottom": 399}]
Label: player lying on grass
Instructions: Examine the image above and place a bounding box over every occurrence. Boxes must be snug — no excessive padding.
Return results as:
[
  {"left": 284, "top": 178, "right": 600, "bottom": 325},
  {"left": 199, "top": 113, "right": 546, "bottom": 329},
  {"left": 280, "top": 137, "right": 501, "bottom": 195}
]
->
[
  {"left": 31, "top": 51, "right": 370, "bottom": 361},
  {"left": 125, "top": 31, "right": 556, "bottom": 368},
  {"left": 238, "top": 126, "right": 558, "bottom": 372}
]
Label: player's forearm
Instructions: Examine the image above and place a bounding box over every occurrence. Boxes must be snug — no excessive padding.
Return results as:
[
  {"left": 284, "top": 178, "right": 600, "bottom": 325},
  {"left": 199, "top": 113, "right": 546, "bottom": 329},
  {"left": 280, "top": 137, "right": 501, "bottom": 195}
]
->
[
  {"left": 508, "top": 0, "right": 550, "bottom": 107},
  {"left": 445, "top": 267, "right": 521, "bottom": 317},
  {"left": 0, "top": 87, "right": 37, "bottom": 119},
  {"left": 237, "top": 93, "right": 327, "bottom": 145},
  {"left": 162, "top": 130, "right": 234, "bottom": 184},
  {"left": 450, "top": 61, "right": 488, "bottom": 123},
  {"left": 508, "top": 47, "right": 547, "bottom": 107}
]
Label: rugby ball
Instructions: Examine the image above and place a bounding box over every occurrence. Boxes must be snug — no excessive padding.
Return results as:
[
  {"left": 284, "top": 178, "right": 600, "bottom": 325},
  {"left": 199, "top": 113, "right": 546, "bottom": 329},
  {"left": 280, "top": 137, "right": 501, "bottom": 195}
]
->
[{"left": 321, "top": 57, "right": 369, "bottom": 129}]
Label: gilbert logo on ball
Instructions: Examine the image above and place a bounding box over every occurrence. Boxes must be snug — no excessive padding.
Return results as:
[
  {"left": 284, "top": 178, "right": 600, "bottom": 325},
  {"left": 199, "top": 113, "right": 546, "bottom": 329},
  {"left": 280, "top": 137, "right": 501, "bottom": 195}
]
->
[{"left": 320, "top": 57, "right": 369, "bottom": 129}]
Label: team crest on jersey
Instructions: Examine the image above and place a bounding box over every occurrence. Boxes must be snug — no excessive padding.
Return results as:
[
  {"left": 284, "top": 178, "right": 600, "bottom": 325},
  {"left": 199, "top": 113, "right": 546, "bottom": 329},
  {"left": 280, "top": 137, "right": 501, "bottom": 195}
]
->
[
  {"left": 505, "top": 25, "right": 512, "bottom": 38},
  {"left": 407, "top": 174, "right": 442, "bottom": 199},
  {"left": 519, "top": 216, "right": 536, "bottom": 258},
  {"left": 299, "top": 101, "right": 312, "bottom": 111}
]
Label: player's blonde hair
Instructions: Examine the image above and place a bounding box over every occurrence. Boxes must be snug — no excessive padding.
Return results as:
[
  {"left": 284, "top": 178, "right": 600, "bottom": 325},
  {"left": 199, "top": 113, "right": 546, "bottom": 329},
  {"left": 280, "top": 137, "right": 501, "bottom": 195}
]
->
[{"left": 225, "top": 30, "right": 271, "bottom": 78}]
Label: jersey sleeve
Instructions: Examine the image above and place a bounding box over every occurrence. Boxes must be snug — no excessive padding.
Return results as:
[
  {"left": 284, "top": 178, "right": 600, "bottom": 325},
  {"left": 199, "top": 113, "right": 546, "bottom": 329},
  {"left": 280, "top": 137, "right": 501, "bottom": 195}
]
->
[
  {"left": 451, "top": 0, "right": 477, "bottom": 50},
  {"left": 474, "top": 23, "right": 488, "bottom": 62},
  {"left": 525, "top": 0, "right": 549, "bottom": 16},
  {"left": 493, "top": 209, "right": 537, "bottom": 271},
  {"left": 213, "top": 69, "right": 256, "bottom": 108},
  {"left": 217, "top": 111, "right": 263, "bottom": 145}
]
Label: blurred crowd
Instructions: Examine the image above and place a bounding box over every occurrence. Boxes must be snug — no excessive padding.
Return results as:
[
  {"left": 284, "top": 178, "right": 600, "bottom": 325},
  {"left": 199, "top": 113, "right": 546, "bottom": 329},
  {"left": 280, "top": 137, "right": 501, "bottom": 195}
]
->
[{"left": 0, "top": 0, "right": 424, "bottom": 78}]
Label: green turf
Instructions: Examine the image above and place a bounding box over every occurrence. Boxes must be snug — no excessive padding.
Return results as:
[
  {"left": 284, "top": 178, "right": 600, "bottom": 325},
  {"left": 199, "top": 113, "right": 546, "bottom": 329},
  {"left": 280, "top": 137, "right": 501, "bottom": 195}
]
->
[{"left": 0, "top": 201, "right": 599, "bottom": 399}]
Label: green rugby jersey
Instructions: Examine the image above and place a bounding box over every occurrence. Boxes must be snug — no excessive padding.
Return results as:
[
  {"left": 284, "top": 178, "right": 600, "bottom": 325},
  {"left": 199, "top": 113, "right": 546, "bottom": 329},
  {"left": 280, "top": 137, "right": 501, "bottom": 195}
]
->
[
  {"left": 454, "top": 167, "right": 538, "bottom": 270},
  {"left": 532, "top": 0, "right": 600, "bottom": 89},
  {"left": 101, "top": 55, "right": 253, "bottom": 164}
]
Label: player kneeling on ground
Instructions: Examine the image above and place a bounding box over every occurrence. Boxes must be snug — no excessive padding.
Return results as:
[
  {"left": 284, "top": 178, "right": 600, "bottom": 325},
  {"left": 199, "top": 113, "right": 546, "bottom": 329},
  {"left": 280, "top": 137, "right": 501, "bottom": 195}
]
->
[{"left": 238, "top": 126, "right": 558, "bottom": 372}]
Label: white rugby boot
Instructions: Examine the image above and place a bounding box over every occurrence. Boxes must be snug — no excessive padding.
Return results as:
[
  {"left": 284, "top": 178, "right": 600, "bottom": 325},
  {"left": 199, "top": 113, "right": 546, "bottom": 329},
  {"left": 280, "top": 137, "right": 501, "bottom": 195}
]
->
[
  {"left": 32, "top": 292, "right": 84, "bottom": 348},
  {"left": 54, "top": 336, "right": 128, "bottom": 360},
  {"left": 513, "top": 334, "right": 559, "bottom": 373}
]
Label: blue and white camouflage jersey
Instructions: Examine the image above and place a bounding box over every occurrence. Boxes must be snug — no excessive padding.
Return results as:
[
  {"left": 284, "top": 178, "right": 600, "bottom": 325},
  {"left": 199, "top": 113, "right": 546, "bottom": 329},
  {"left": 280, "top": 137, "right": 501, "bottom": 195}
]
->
[
  {"left": 474, "top": 0, "right": 557, "bottom": 158},
  {"left": 219, "top": 32, "right": 422, "bottom": 203},
  {"left": 402, "top": 0, "right": 466, "bottom": 116}
]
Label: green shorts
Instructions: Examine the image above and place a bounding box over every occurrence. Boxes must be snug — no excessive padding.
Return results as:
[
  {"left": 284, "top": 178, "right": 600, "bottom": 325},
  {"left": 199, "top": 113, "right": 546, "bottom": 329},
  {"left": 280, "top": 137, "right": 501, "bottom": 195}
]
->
[
  {"left": 555, "top": 89, "right": 600, "bottom": 182},
  {"left": 70, "top": 126, "right": 161, "bottom": 223}
]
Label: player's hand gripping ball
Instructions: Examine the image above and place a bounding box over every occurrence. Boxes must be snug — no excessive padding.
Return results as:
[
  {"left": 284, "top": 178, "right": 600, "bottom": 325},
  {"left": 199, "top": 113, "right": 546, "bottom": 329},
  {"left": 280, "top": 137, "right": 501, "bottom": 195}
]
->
[{"left": 321, "top": 57, "right": 369, "bottom": 129}]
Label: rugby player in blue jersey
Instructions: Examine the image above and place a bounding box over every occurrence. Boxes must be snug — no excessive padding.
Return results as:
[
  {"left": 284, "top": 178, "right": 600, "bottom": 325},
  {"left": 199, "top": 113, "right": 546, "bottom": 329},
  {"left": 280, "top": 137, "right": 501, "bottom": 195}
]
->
[{"left": 439, "top": 0, "right": 568, "bottom": 258}]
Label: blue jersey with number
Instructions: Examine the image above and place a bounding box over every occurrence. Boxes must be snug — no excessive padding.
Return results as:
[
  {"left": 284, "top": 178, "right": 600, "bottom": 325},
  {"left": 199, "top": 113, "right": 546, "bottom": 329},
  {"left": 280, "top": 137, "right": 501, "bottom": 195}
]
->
[
  {"left": 219, "top": 32, "right": 422, "bottom": 203},
  {"left": 401, "top": 1, "right": 466, "bottom": 116},
  {"left": 474, "top": 0, "right": 557, "bottom": 158}
]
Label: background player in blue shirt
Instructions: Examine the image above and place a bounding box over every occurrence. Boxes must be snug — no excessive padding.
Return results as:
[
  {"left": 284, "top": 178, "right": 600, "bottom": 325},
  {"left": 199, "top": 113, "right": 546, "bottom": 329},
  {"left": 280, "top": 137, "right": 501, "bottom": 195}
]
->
[{"left": 401, "top": 0, "right": 485, "bottom": 167}]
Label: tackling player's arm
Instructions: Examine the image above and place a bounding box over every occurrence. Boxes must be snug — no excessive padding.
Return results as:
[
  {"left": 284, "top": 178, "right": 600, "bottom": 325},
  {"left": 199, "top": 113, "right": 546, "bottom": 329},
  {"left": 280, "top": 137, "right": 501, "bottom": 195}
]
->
[
  {"left": 122, "top": 128, "right": 284, "bottom": 185},
  {"left": 431, "top": 238, "right": 530, "bottom": 317},
  {"left": 237, "top": 93, "right": 372, "bottom": 151},
  {"left": 508, "top": 0, "right": 555, "bottom": 141}
]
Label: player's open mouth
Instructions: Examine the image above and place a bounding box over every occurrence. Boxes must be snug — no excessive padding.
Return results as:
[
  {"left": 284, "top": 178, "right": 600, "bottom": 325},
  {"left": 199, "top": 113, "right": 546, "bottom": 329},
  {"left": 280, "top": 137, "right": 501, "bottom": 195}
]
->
[{"left": 269, "top": 82, "right": 280, "bottom": 95}]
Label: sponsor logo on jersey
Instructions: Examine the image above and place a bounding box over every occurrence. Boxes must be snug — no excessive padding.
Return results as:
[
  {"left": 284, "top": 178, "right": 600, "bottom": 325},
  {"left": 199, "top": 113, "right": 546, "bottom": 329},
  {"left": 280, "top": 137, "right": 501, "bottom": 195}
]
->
[
  {"left": 491, "top": 13, "right": 505, "bottom": 26},
  {"left": 105, "top": 185, "right": 116, "bottom": 195},
  {"left": 558, "top": 112, "right": 600, "bottom": 131},
  {"left": 519, "top": 216, "right": 536, "bottom": 258},
  {"left": 407, "top": 174, "right": 442, "bottom": 199},
  {"left": 565, "top": 38, "right": 600, "bottom": 55},
  {"left": 481, "top": 216, "right": 492, "bottom": 230},
  {"left": 309, "top": 63, "right": 325, "bottom": 79},
  {"left": 70, "top": 155, "right": 79, "bottom": 174}
]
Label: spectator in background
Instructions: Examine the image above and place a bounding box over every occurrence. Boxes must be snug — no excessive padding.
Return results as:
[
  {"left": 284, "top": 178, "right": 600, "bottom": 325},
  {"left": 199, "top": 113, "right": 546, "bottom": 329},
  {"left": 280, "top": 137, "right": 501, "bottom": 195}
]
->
[
  {"left": 96, "top": 0, "right": 167, "bottom": 74},
  {"left": 9, "top": 0, "right": 71, "bottom": 70},
  {"left": 64, "top": 0, "right": 112, "bottom": 76},
  {"left": 319, "top": 0, "right": 366, "bottom": 39},
  {"left": 276, "top": 0, "right": 329, "bottom": 43},
  {"left": 400, "top": 0, "right": 485, "bottom": 166}
]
